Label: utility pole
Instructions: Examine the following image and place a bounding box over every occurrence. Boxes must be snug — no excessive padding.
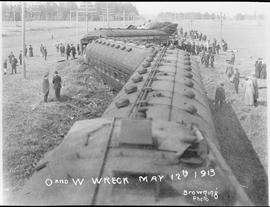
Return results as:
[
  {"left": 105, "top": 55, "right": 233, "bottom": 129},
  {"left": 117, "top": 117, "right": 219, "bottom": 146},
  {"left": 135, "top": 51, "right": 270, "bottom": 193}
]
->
[
  {"left": 220, "top": 12, "right": 223, "bottom": 42},
  {"left": 76, "top": 10, "right": 78, "bottom": 44},
  {"left": 123, "top": 10, "right": 125, "bottom": 27},
  {"left": 22, "top": 2, "right": 26, "bottom": 78},
  {"left": 86, "top": 4, "right": 89, "bottom": 33},
  {"left": 106, "top": 2, "right": 109, "bottom": 28}
]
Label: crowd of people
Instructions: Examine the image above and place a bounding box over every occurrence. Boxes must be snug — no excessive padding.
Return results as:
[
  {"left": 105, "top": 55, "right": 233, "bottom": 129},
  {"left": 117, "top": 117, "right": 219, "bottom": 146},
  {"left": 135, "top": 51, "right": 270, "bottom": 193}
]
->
[
  {"left": 175, "top": 27, "right": 267, "bottom": 109},
  {"left": 176, "top": 28, "right": 230, "bottom": 70},
  {"left": 55, "top": 41, "right": 81, "bottom": 60}
]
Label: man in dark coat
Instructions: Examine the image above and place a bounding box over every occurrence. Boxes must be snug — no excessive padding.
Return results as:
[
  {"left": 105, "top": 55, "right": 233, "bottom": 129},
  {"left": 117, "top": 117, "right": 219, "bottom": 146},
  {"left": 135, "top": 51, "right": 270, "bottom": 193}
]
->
[
  {"left": 19, "top": 51, "right": 22, "bottom": 65},
  {"left": 77, "top": 44, "right": 80, "bottom": 55},
  {"left": 232, "top": 68, "right": 240, "bottom": 94},
  {"left": 11, "top": 56, "right": 18, "bottom": 74},
  {"left": 215, "top": 83, "right": 226, "bottom": 111},
  {"left": 204, "top": 52, "right": 210, "bottom": 68},
  {"left": 260, "top": 62, "right": 267, "bottom": 79},
  {"left": 29, "top": 45, "right": 33, "bottom": 57},
  {"left": 255, "top": 59, "right": 262, "bottom": 78},
  {"left": 42, "top": 72, "right": 50, "bottom": 102},
  {"left": 44, "top": 47, "right": 47, "bottom": 61},
  {"left": 24, "top": 44, "right": 27, "bottom": 56},
  {"left": 71, "top": 44, "right": 76, "bottom": 59},
  {"left": 210, "top": 53, "right": 215, "bottom": 68},
  {"left": 52, "top": 71, "right": 62, "bottom": 100},
  {"left": 66, "top": 44, "right": 71, "bottom": 60}
]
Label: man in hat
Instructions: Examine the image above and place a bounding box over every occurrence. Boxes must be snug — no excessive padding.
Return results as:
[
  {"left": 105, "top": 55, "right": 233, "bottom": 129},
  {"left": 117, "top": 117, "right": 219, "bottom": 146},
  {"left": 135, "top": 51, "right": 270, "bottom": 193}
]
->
[
  {"left": 215, "top": 82, "right": 226, "bottom": 111},
  {"left": 244, "top": 76, "right": 255, "bottom": 106},
  {"left": 11, "top": 56, "right": 18, "bottom": 74},
  {"left": 210, "top": 53, "right": 215, "bottom": 68},
  {"left": 42, "top": 72, "right": 50, "bottom": 102},
  {"left": 19, "top": 51, "right": 22, "bottom": 65},
  {"left": 52, "top": 71, "right": 62, "bottom": 100},
  {"left": 260, "top": 60, "right": 266, "bottom": 79},
  {"left": 232, "top": 68, "right": 240, "bottom": 94},
  {"left": 251, "top": 73, "right": 259, "bottom": 104},
  {"left": 255, "top": 58, "right": 262, "bottom": 78},
  {"left": 29, "top": 45, "right": 33, "bottom": 57}
]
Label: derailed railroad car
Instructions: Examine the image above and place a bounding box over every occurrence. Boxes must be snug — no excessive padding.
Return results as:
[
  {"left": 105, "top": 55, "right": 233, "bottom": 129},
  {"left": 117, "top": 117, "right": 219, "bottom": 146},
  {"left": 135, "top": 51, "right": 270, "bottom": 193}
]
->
[
  {"left": 80, "top": 28, "right": 170, "bottom": 48},
  {"left": 9, "top": 43, "right": 253, "bottom": 206},
  {"left": 83, "top": 38, "right": 158, "bottom": 90}
]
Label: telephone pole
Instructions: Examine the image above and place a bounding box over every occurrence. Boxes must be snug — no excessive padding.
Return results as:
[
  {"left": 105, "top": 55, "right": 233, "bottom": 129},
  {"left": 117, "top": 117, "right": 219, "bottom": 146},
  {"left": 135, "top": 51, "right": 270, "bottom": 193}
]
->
[
  {"left": 22, "top": 2, "right": 26, "bottom": 78},
  {"left": 86, "top": 4, "right": 89, "bottom": 33},
  {"left": 123, "top": 10, "right": 125, "bottom": 27},
  {"left": 106, "top": 2, "right": 109, "bottom": 28},
  {"left": 76, "top": 10, "right": 78, "bottom": 44},
  {"left": 220, "top": 12, "right": 223, "bottom": 42}
]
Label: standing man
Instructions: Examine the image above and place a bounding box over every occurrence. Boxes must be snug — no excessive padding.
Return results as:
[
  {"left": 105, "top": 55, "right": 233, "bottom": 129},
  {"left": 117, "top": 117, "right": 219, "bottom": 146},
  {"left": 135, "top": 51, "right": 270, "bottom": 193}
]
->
[
  {"left": 77, "top": 44, "right": 81, "bottom": 55},
  {"left": 232, "top": 68, "right": 240, "bottom": 94},
  {"left": 244, "top": 76, "right": 255, "bottom": 106},
  {"left": 52, "top": 71, "right": 62, "bottom": 100},
  {"left": 44, "top": 47, "right": 47, "bottom": 61},
  {"left": 255, "top": 58, "right": 262, "bottom": 78},
  {"left": 215, "top": 82, "right": 226, "bottom": 111},
  {"left": 215, "top": 43, "right": 221, "bottom": 55},
  {"left": 71, "top": 44, "right": 76, "bottom": 59},
  {"left": 66, "top": 44, "right": 71, "bottom": 60},
  {"left": 24, "top": 44, "right": 28, "bottom": 56},
  {"left": 29, "top": 45, "right": 33, "bottom": 57},
  {"left": 56, "top": 41, "right": 59, "bottom": 53},
  {"left": 19, "top": 51, "right": 22, "bottom": 65},
  {"left": 204, "top": 51, "right": 210, "bottom": 68},
  {"left": 40, "top": 44, "right": 44, "bottom": 57},
  {"left": 260, "top": 61, "right": 267, "bottom": 79},
  {"left": 11, "top": 56, "right": 18, "bottom": 74},
  {"left": 230, "top": 51, "right": 235, "bottom": 65},
  {"left": 251, "top": 73, "right": 259, "bottom": 105},
  {"left": 42, "top": 72, "right": 50, "bottom": 102},
  {"left": 210, "top": 53, "right": 215, "bottom": 68},
  {"left": 3, "top": 59, "right": 7, "bottom": 75}
]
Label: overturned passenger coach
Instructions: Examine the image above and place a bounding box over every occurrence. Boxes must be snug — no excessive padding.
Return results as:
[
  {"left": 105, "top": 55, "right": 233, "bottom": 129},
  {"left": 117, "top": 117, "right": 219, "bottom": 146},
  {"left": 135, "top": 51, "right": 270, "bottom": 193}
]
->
[{"left": 9, "top": 40, "right": 253, "bottom": 206}]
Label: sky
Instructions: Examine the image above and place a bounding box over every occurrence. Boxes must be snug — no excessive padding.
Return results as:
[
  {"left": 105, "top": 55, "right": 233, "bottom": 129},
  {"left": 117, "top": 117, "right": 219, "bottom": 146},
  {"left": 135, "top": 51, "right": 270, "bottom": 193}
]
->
[{"left": 132, "top": 2, "right": 269, "bottom": 19}]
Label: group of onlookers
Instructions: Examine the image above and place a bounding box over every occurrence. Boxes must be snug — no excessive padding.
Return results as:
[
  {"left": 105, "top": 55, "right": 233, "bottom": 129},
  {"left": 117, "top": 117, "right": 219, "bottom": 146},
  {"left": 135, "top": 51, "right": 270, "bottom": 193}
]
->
[
  {"left": 178, "top": 27, "right": 267, "bottom": 109},
  {"left": 55, "top": 41, "right": 81, "bottom": 60}
]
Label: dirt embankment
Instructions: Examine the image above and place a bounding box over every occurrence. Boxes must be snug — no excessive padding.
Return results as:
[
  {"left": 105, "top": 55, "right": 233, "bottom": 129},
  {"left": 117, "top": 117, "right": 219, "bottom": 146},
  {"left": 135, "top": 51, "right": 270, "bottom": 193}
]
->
[
  {"left": 198, "top": 53, "right": 267, "bottom": 206},
  {"left": 3, "top": 58, "right": 115, "bottom": 194}
]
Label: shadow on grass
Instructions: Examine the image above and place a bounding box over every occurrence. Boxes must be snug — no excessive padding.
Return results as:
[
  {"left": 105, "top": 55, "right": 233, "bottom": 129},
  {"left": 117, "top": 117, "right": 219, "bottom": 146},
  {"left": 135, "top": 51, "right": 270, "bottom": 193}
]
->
[{"left": 208, "top": 99, "right": 268, "bottom": 206}]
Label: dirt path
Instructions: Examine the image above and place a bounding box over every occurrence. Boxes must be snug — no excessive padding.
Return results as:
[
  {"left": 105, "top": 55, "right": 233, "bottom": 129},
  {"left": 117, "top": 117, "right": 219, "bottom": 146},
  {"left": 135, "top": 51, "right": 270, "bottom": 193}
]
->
[{"left": 198, "top": 53, "right": 268, "bottom": 205}]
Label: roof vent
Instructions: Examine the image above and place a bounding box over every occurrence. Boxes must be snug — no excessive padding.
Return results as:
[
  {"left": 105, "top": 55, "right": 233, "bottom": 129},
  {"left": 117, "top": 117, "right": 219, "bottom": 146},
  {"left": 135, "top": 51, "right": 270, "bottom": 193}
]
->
[
  {"left": 184, "top": 66, "right": 192, "bottom": 71},
  {"left": 184, "top": 79, "right": 194, "bottom": 88},
  {"left": 146, "top": 56, "right": 154, "bottom": 62},
  {"left": 143, "top": 62, "right": 151, "bottom": 68},
  {"left": 183, "top": 90, "right": 195, "bottom": 99},
  {"left": 138, "top": 68, "right": 147, "bottom": 75},
  {"left": 184, "top": 61, "right": 191, "bottom": 66},
  {"left": 184, "top": 104, "right": 197, "bottom": 114},
  {"left": 115, "top": 99, "right": 130, "bottom": 108},
  {"left": 184, "top": 72, "right": 193, "bottom": 79},
  {"left": 125, "top": 85, "right": 137, "bottom": 94},
  {"left": 132, "top": 75, "right": 143, "bottom": 83}
]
